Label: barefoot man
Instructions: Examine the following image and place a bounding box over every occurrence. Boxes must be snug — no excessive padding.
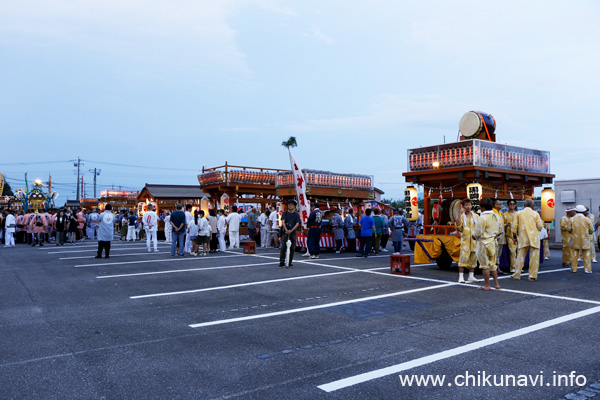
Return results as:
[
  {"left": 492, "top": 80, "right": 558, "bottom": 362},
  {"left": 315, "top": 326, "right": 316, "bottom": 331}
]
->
[
  {"left": 455, "top": 198, "right": 479, "bottom": 284},
  {"left": 473, "top": 197, "right": 501, "bottom": 290}
]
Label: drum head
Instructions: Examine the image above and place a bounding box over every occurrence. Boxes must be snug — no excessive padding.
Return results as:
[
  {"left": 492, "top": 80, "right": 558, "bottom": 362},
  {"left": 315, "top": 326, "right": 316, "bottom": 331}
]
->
[
  {"left": 459, "top": 111, "right": 481, "bottom": 138},
  {"left": 449, "top": 199, "right": 462, "bottom": 223}
]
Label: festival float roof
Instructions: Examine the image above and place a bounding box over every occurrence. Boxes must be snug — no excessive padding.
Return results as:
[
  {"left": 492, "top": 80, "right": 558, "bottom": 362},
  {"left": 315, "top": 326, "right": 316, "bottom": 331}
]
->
[
  {"left": 402, "top": 139, "right": 554, "bottom": 200},
  {"left": 198, "top": 163, "right": 383, "bottom": 208}
]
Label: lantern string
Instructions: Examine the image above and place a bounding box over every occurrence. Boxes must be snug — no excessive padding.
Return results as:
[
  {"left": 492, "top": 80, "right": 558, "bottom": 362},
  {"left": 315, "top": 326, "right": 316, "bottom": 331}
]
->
[{"left": 420, "top": 182, "right": 531, "bottom": 200}]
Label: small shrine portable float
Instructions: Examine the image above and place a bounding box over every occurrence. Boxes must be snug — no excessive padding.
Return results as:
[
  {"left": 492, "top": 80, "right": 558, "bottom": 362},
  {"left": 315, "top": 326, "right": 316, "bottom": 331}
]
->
[
  {"left": 402, "top": 111, "right": 555, "bottom": 269},
  {"left": 13, "top": 179, "right": 59, "bottom": 211}
]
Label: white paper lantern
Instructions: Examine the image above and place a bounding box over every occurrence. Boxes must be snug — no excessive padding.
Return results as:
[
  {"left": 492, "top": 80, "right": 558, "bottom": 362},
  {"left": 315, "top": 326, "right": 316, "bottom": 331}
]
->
[
  {"left": 404, "top": 186, "right": 418, "bottom": 221},
  {"left": 466, "top": 182, "right": 482, "bottom": 213},
  {"left": 220, "top": 193, "right": 230, "bottom": 213},
  {"left": 541, "top": 188, "right": 555, "bottom": 222}
]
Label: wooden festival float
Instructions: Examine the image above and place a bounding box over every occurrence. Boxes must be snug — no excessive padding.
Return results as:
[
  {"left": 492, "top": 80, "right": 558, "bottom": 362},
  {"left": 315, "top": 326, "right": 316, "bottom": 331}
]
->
[
  {"left": 198, "top": 163, "right": 289, "bottom": 236},
  {"left": 198, "top": 163, "right": 385, "bottom": 249},
  {"left": 275, "top": 169, "right": 381, "bottom": 249},
  {"left": 402, "top": 111, "right": 555, "bottom": 269}
]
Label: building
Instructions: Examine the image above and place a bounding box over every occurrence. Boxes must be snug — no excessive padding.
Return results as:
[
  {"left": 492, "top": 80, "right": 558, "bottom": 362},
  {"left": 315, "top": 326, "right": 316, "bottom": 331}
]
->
[
  {"left": 137, "top": 184, "right": 210, "bottom": 213},
  {"left": 554, "top": 178, "right": 600, "bottom": 243}
]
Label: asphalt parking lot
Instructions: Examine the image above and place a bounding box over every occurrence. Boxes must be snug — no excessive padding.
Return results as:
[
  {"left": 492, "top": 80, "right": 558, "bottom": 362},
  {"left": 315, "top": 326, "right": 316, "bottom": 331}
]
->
[{"left": 1, "top": 240, "right": 599, "bottom": 400}]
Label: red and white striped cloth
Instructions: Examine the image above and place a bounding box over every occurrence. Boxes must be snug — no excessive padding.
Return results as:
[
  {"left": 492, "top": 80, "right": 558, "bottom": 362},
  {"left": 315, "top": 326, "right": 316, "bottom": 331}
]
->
[{"left": 295, "top": 234, "right": 347, "bottom": 249}]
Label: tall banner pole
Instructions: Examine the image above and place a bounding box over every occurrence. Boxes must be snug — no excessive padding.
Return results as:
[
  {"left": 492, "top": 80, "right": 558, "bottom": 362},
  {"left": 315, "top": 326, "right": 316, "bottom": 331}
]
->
[{"left": 288, "top": 151, "right": 309, "bottom": 227}]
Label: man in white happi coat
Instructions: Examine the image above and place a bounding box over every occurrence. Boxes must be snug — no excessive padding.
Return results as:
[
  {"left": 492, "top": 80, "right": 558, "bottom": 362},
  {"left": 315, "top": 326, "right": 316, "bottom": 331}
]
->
[
  {"left": 4, "top": 210, "right": 16, "bottom": 247},
  {"left": 226, "top": 205, "right": 241, "bottom": 249},
  {"left": 184, "top": 204, "right": 193, "bottom": 253},
  {"left": 143, "top": 205, "right": 159, "bottom": 252}
]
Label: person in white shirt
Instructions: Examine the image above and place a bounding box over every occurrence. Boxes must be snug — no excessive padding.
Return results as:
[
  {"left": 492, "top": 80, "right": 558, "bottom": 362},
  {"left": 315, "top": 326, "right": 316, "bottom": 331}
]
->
[
  {"left": 258, "top": 210, "right": 268, "bottom": 247},
  {"left": 4, "top": 210, "right": 16, "bottom": 247},
  {"left": 187, "top": 211, "right": 200, "bottom": 256},
  {"left": 268, "top": 206, "right": 280, "bottom": 248},
  {"left": 197, "top": 210, "right": 211, "bottom": 256},
  {"left": 225, "top": 205, "right": 241, "bottom": 249},
  {"left": 163, "top": 211, "right": 172, "bottom": 243},
  {"left": 217, "top": 209, "right": 227, "bottom": 251},
  {"left": 207, "top": 209, "right": 218, "bottom": 252},
  {"left": 143, "top": 205, "right": 159, "bottom": 252},
  {"left": 88, "top": 209, "right": 100, "bottom": 240},
  {"left": 184, "top": 204, "right": 193, "bottom": 253}
]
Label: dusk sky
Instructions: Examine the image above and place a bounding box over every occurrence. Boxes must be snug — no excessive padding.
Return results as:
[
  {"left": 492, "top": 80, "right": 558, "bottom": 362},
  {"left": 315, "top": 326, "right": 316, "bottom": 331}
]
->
[{"left": 1, "top": 1, "right": 598, "bottom": 201}]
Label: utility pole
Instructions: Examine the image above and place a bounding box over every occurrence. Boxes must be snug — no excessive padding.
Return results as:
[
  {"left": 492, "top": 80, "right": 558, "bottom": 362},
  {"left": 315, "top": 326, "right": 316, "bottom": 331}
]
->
[
  {"left": 81, "top": 175, "right": 84, "bottom": 200},
  {"left": 89, "top": 168, "right": 101, "bottom": 198},
  {"left": 73, "top": 157, "right": 83, "bottom": 201}
]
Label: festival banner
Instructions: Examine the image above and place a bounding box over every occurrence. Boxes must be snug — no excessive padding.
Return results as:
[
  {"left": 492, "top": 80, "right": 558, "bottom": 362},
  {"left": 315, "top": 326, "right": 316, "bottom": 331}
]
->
[{"left": 289, "top": 152, "right": 309, "bottom": 226}]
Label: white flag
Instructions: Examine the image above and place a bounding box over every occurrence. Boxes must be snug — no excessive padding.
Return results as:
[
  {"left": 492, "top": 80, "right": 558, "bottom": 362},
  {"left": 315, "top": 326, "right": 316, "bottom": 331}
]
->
[{"left": 289, "top": 152, "right": 309, "bottom": 226}]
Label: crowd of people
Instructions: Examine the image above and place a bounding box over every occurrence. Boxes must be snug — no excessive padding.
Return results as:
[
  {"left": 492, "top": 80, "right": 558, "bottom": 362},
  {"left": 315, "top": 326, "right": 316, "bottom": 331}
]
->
[
  {"left": 2, "top": 199, "right": 597, "bottom": 280},
  {"left": 560, "top": 204, "right": 599, "bottom": 273},
  {"left": 0, "top": 201, "right": 416, "bottom": 266},
  {"left": 0, "top": 207, "right": 95, "bottom": 247},
  {"left": 452, "top": 198, "right": 598, "bottom": 291}
]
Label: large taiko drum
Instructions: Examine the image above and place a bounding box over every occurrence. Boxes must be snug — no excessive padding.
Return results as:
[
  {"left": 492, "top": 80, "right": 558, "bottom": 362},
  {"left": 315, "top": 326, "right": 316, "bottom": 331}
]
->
[
  {"left": 459, "top": 111, "right": 496, "bottom": 138},
  {"left": 449, "top": 199, "right": 462, "bottom": 224}
]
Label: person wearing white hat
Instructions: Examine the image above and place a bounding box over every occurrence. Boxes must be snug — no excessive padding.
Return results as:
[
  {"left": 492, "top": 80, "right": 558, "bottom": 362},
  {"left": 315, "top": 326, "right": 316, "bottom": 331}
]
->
[
  {"left": 510, "top": 198, "right": 544, "bottom": 281},
  {"left": 570, "top": 204, "right": 594, "bottom": 273},
  {"left": 560, "top": 207, "right": 576, "bottom": 266}
]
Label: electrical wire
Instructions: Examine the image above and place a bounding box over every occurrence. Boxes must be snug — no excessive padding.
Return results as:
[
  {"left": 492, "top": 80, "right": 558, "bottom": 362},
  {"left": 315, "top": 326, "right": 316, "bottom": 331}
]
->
[
  {"left": 0, "top": 160, "right": 71, "bottom": 165},
  {"left": 85, "top": 159, "right": 198, "bottom": 172}
]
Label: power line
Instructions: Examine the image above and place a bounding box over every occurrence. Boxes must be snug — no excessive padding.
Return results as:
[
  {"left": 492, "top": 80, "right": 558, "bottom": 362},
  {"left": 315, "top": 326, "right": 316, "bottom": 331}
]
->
[
  {"left": 85, "top": 159, "right": 198, "bottom": 172},
  {"left": 0, "top": 160, "right": 71, "bottom": 166}
]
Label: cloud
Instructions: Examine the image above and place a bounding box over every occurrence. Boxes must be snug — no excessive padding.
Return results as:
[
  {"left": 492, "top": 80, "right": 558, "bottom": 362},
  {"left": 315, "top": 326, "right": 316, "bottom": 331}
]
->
[
  {"left": 220, "top": 127, "right": 258, "bottom": 132},
  {"left": 0, "top": 0, "right": 296, "bottom": 87},
  {"left": 303, "top": 25, "right": 334, "bottom": 44},
  {"left": 284, "top": 94, "right": 461, "bottom": 131}
]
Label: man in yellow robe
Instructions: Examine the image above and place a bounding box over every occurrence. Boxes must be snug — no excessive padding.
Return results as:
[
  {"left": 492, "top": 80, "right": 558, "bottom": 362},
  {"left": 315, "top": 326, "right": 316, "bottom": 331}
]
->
[
  {"left": 473, "top": 198, "right": 501, "bottom": 290},
  {"left": 560, "top": 208, "right": 575, "bottom": 266},
  {"left": 492, "top": 199, "right": 508, "bottom": 275},
  {"left": 511, "top": 198, "right": 543, "bottom": 281},
  {"left": 571, "top": 205, "right": 594, "bottom": 274},
  {"left": 585, "top": 207, "right": 597, "bottom": 263},
  {"left": 455, "top": 198, "right": 479, "bottom": 284},
  {"left": 503, "top": 199, "right": 518, "bottom": 272}
]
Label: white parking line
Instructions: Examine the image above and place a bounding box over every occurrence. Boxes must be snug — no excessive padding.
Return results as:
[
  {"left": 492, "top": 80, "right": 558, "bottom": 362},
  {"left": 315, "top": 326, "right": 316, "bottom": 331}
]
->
[
  {"left": 50, "top": 248, "right": 164, "bottom": 254},
  {"left": 99, "top": 261, "right": 281, "bottom": 279},
  {"left": 131, "top": 270, "right": 360, "bottom": 299},
  {"left": 189, "top": 283, "right": 454, "bottom": 328},
  {"left": 43, "top": 242, "right": 171, "bottom": 250},
  {"left": 318, "top": 305, "right": 600, "bottom": 392},
  {"left": 240, "top": 253, "right": 453, "bottom": 285},
  {"left": 74, "top": 254, "right": 245, "bottom": 268},
  {"left": 60, "top": 252, "right": 162, "bottom": 260},
  {"left": 492, "top": 287, "right": 600, "bottom": 305}
]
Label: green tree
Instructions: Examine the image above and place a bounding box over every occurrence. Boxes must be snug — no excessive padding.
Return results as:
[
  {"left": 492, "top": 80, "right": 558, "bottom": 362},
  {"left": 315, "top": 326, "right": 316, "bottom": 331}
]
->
[
  {"left": 1, "top": 181, "right": 14, "bottom": 196},
  {"left": 381, "top": 198, "right": 403, "bottom": 209},
  {"left": 281, "top": 136, "right": 298, "bottom": 151}
]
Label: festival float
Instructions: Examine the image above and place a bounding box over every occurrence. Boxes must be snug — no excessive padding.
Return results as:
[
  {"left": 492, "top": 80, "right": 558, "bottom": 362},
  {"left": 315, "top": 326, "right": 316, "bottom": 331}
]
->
[
  {"left": 275, "top": 169, "right": 383, "bottom": 249},
  {"left": 402, "top": 111, "right": 555, "bottom": 269},
  {"left": 198, "top": 162, "right": 386, "bottom": 249},
  {"left": 198, "top": 163, "right": 288, "bottom": 236},
  {"left": 12, "top": 178, "right": 59, "bottom": 211}
]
